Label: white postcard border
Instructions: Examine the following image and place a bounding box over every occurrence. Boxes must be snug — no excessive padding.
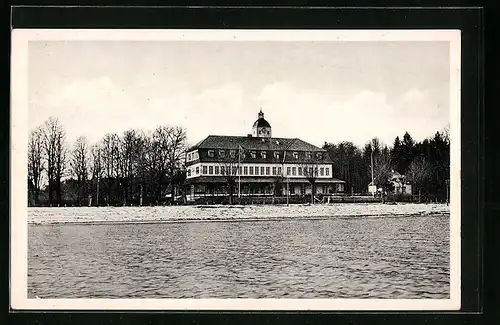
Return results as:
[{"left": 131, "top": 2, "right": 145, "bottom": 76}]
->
[{"left": 10, "top": 29, "right": 461, "bottom": 311}]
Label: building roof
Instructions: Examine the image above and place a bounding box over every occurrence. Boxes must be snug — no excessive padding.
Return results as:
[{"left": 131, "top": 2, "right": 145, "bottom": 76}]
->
[
  {"left": 252, "top": 109, "right": 271, "bottom": 128},
  {"left": 188, "top": 135, "right": 326, "bottom": 153},
  {"left": 252, "top": 118, "right": 271, "bottom": 128}
]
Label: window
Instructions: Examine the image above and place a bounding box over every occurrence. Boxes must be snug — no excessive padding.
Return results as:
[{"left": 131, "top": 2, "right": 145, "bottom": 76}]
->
[
  {"left": 272, "top": 167, "right": 277, "bottom": 175},
  {"left": 209, "top": 166, "right": 213, "bottom": 175},
  {"left": 287, "top": 167, "right": 291, "bottom": 175},
  {"left": 196, "top": 167, "right": 200, "bottom": 174},
  {"left": 309, "top": 167, "right": 313, "bottom": 175},
  {"left": 251, "top": 151, "right": 257, "bottom": 159},
  {"left": 203, "top": 166, "right": 207, "bottom": 174},
  {"left": 239, "top": 166, "right": 242, "bottom": 175},
  {"left": 187, "top": 169, "right": 191, "bottom": 176},
  {"left": 298, "top": 167, "right": 302, "bottom": 176},
  {"left": 292, "top": 167, "right": 297, "bottom": 176},
  {"left": 215, "top": 166, "right": 220, "bottom": 175},
  {"left": 278, "top": 167, "right": 282, "bottom": 175},
  {"left": 249, "top": 166, "right": 254, "bottom": 175},
  {"left": 187, "top": 153, "right": 191, "bottom": 161},
  {"left": 293, "top": 152, "right": 299, "bottom": 159},
  {"left": 261, "top": 151, "right": 267, "bottom": 159},
  {"left": 208, "top": 150, "right": 214, "bottom": 158},
  {"left": 260, "top": 167, "right": 265, "bottom": 175},
  {"left": 232, "top": 166, "right": 237, "bottom": 175},
  {"left": 266, "top": 167, "right": 270, "bottom": 175},
  {"left": 274, "top": 151, "right": 280, "bottom": 159},
  {"left": 320, "top": 167, "right": 324, "bottom": 176},
  {"left": 219, "top": 150, "right": 225, "bottom": 158},
  {"left": 326, "top": 168, "right": 330, "bottom": 176},
  {"left": 255, "top": 166, "right": 259, "bottom": 175},
  {"left": 244, "top": 166, "right": 248, "bottom": 175},
  {"left": 306, "top": 152, "right": 312, "bottom": 159},
  {"left": 230, "top": 150, "right": 236, "bottom": 158},
  {"left": 221, "top": 166, "right": 226, "bottom": 175}
]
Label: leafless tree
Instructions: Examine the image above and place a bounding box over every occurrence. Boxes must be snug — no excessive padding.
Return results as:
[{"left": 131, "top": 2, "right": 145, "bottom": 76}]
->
[
  {"left": 149, "top": 126, "right": 171, "bottom": 203},
  {"left": 119, "top": 129, "right": 144, "bottom": 205},
  {"left": 299, "top": 159, "right": 320, "bottom": 204},
  {"left": 217, "top": 149, "right": 240, "bottom": 205},
  {"left": 70, "top": 136, "right": 91, "bottom": 205},
  {"left": 28, "top": 126, "right": 45, "bottom": 205},
  {"left": 90, "top": 143, "right": 103, "bottom": 206},
  {"left": 42, "top": 117, "right": 68, "bottom": 205},
  {"left": 372, "top": 154, "right": 394, "bottom": 203},
  {"left": 406, "top": 157, "right": 432, "bottom": 202},
  {"left": 165, "top": 126, "right": 187, "bottom": 201},
  {"left": 100, "top": 133, "right": 121, "bottom": 205}
]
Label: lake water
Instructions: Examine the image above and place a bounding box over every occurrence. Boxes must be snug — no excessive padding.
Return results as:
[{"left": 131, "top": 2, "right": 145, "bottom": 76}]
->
[{"left": 28, "top": 214, "right": 450, "bottom": 299}]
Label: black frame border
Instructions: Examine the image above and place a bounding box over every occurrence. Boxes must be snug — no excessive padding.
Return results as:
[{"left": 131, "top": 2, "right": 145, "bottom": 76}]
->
[{"left": 7, "top": 6, "right": 485, "bottom": 325}]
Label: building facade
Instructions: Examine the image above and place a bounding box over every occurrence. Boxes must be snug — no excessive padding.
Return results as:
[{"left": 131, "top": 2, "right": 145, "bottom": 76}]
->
[{"left": 185, "top": 110, "right": 345, "bottom": 202}]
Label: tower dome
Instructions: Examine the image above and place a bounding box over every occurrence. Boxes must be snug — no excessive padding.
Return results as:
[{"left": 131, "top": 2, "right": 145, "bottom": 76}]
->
[{"left": 252, "top": 109, "right": 272, "bottom": 138}]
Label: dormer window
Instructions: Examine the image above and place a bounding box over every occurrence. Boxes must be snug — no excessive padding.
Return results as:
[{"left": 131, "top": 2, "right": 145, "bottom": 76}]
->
[
  {"left": 316, "top": 152, "right": 323, "bottom": 159},
  {"left": 208, "top": 150, "right": 214, "bottom": 158},
  {"left": 293, "top": 152, "right": 299, "bottom": 159},
  {"left": 306, "top": 152, "right": 312, "bottom": 159},
  {"left": 219, "top": 149, "right": 225, "bottom": 158},
  {"left": 230, "top": 150, "right": 236, "bottom": 158},
  {"left": 251, "top": 151, "right": 257, "bottom": 159},
  {"left": 261, "top": 151, "right": 267, "bottom": 159},
  {"left": 274, "top": 151, "right": 280, "bottom": 159}
]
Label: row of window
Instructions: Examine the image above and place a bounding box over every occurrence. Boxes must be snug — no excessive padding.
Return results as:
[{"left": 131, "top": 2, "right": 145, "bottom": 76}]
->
[
  {"left": 187, "top": 165, "right": 330, "bottom": 177},
  {"left": 206, "top": 149, "right": 324, "bottom": 160},
  {"left": 186, "top": 151, "right": 199, "bottom": 162}
]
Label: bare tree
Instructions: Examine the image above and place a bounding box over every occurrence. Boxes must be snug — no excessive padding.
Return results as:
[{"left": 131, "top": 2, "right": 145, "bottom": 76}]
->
[
  {"left": 71, "top": 136, "right": 90, "bottom": 205},
  {"left": 149, "top": 126, "right": 171, "bottom": 203},
  {"left": 43, "top": 117, "right": 68, "bottom": 206},
  {"left": 90, "top": 143, "right": 103, "bottom": 206},
  {"left": 299, "top": 160, "right": 320, "bottom": 204},
  {"left": 406, "top": 157, "right": 432, "bottom": 203},
  {"left": 131, "top": 131, "right": 148, "bottom": 206},
  {"left": 372, "top": 154, "right": 394, "bottom": 203},
  {"left": 165, "top": 126, "right": 187, "bottom": 202},
  {"left": 100, "top": 133, "right": 120, "bottom": 205},
  {"left": 119, "top": 129, "right": 144, "bottom": 205},
  {"left": 28, "top": 126, "right": 45, "bottom": 205},
  {"left": 216, "top": 149, "right": 240, "bottom": 205}
]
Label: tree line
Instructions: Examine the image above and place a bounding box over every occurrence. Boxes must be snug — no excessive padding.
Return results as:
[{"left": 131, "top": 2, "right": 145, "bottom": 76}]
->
[
  {"left": 28, "top": 117, "right": 187, "bottom": 206},
  {"left": 28, "top": 117, "right": 450, "bottom": 206},
  {"left": 323, "top": 127, "right": 450, "bottom": 202}
]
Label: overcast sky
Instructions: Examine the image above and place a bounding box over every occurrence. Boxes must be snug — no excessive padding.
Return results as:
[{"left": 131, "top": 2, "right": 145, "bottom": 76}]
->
[{"left": 28, "top": 40, "right": 450, "bottom": 148}]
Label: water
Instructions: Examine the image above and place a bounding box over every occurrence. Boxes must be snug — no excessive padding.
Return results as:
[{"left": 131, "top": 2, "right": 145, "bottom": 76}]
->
[{"left": 28, "top": 214, "right": 450, "bottom": 299}]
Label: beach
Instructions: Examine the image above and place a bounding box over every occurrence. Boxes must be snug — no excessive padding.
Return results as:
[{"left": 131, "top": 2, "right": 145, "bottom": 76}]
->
[{"left": 28, "top": 203, "right": 450, "bottom": 225}]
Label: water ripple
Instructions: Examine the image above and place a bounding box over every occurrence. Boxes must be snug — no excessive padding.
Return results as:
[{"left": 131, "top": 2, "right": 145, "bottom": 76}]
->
[{"left": 28, "top": 214, "right": 450, "bottom": 299}]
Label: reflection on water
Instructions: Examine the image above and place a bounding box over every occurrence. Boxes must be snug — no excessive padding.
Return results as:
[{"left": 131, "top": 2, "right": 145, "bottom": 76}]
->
[{"left": 28, "top": 215, "right": 450, "bottom": 299}]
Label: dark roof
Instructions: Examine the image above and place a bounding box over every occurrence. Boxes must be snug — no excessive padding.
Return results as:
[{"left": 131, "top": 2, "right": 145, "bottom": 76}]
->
[
  {"left": 188, "top": 135, "right": 325, "bottom": 152},
  {"left": 252, "top": 118, "right": 271, "bottom": 128}
]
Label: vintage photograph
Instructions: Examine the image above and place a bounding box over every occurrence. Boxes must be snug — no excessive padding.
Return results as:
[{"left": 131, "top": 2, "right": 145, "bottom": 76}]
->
[{"left": 11, "top": 29, "right": 461, "bottom": 310}]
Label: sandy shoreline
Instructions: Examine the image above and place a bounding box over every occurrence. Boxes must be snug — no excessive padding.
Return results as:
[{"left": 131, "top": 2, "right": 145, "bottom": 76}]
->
[{"left": 28, "top": 203, "right": 450, "bottom": 225}]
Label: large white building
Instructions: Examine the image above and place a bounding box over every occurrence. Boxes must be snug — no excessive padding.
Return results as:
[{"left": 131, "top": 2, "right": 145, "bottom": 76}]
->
[{"left": 185, "top": 110, "right": 345, "bottom": 201}]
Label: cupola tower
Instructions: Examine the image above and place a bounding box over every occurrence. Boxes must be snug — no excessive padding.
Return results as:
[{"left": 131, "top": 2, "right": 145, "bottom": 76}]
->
[{"left": 251, "top": 109, "right": 272, "bottom": 138}]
